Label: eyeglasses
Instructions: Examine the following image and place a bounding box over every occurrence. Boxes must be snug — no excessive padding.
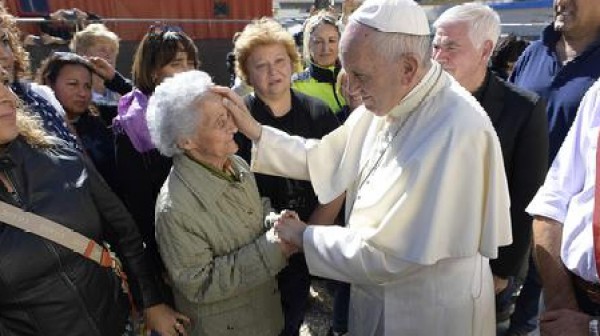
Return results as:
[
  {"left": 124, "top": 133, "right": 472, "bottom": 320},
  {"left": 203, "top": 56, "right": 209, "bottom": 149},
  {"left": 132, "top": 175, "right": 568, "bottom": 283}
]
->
[{"left": 148, "top": 23, "right": 183, "bottom": 36}]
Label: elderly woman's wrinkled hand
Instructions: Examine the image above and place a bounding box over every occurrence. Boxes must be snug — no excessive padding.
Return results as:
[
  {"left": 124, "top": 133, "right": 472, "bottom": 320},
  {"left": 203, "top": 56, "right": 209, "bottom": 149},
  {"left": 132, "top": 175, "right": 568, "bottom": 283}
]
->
[
  {"left": 211, "top": 86, "right": 262, "bottom": 141},
  {"left": 274, "top": 216, "right": 306, "bottom": 250},
  {"left": 279, "top": 238, "right": 300, "bottom": 258},
  {"left": 266, "top": 227, "right": 298, "bottom": 258}
]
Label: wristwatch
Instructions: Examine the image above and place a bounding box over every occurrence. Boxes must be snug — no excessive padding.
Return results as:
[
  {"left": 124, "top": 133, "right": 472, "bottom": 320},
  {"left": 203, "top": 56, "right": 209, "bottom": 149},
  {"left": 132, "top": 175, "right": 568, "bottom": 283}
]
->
[{"left": 590, "top": 317, "right": 599, "bottom": 336}]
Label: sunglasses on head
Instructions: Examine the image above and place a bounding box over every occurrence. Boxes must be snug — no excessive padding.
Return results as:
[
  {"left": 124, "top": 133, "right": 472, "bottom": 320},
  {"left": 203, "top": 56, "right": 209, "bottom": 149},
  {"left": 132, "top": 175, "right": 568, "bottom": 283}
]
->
[
  {"left": 51, "top": 51, "right": 88, "bottom": 62},
  {"left": 148, "top": 23, "right": 183, "bottom": 36}
]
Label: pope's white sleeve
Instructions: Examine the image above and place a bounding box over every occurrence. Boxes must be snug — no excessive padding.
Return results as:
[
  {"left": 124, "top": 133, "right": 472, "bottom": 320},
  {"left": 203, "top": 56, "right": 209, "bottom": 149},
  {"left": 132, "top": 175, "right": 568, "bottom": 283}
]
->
[
  {"left": 251, "top": 125, "right": 312, "bottom": 180},
  {"left": 303, "top": 225, "right": 420, "bottom": 285},
  {"left": 251, "top": 122, "right": 353, "bottom": 204},
  {"left": 526, "top": 82, "right": 595, "bottom": 223}
]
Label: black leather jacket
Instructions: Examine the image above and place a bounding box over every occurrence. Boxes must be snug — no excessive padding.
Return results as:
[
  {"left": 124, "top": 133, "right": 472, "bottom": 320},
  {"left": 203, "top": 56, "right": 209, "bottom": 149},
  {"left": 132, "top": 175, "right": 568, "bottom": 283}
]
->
[{"left": 0, "top": 137, "right": 163, "bottom": 336}]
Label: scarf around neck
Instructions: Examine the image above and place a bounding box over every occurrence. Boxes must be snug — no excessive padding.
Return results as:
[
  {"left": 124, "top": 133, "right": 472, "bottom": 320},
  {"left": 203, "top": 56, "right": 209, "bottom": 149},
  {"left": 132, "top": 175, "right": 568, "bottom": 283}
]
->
[{"left": 113, "top": 88, "right": 155, "bottom": 153}]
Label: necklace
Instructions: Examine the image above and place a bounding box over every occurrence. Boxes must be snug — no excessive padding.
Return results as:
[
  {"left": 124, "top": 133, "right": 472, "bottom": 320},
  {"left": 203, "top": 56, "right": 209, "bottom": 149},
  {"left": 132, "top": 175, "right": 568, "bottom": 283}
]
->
[{"left": 355, "top": 113, "right": 415, "bottom": 192}]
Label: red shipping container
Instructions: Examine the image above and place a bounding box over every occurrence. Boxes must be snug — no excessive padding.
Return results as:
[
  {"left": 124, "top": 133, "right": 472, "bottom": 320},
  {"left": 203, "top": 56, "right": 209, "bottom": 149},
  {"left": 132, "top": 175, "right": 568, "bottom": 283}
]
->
[{"left": 5, "top": 0, "right": 272, "bottom": 40}]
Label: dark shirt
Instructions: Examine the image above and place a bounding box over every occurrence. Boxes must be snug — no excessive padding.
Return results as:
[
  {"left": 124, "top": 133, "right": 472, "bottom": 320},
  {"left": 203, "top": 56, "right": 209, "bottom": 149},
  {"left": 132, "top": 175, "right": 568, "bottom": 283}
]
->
[
  {"left": 72, "top": 111, "right": 119, "bottom": 196},
  {"left": 0, "top": 137, "right": 163, "bottom": 335},
  {"left": 105, "top": 71, "right": 134, "bottom": 96},
  {"left": 96, "top": 71, "right": 134, "bottom": 126},
  {"left": 115, "top": 132, "right": 172, "bottom": 273},
  {"left": 235, "top": 90, "right": 339, "bottom": 336},
  {"left": 473, "top": 71, "right": 548, "bottom": 277},
  {"left": 235, "top": 90, "right": 340, "bottom": 221},
  {"left": 509, "top": 24, "right": 600, "bottom": 161}
]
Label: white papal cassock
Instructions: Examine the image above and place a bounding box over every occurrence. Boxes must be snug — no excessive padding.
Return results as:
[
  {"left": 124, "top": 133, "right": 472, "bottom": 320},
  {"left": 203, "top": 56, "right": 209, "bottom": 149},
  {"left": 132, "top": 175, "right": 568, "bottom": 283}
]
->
[{"left": 250, "top": 62, "right": 512, "bottom": 336}]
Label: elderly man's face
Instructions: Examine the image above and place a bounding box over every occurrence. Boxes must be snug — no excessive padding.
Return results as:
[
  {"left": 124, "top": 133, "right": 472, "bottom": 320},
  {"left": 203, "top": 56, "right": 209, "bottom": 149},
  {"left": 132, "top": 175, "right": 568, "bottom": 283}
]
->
[
  {"left": 184, "top": 93, "right": 238, "bottom": 168},
  {"left": 340, "top": 24, "right": 404, "bottom": 116},
  {"left": 432, "top": 21, "right": 489, "bottom": 92},
  {"left": 246, "top": 43, "right": 293, "bottom": 101},
  {"left": 554, "top": 0, "right": 600, "bottom": 34}
]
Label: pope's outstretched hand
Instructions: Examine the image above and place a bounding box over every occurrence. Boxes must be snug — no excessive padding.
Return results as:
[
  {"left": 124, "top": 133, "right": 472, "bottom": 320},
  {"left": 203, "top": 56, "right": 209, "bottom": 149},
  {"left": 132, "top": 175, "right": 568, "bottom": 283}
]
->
[{"left": 212, "top": 86, "right": 262, "bottom": 141}]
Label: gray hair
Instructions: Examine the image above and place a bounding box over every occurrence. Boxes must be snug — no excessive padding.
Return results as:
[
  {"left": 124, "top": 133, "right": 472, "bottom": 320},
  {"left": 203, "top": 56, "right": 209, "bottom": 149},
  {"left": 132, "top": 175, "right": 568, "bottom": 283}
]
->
[
  {"left": 70, "top": 23, "right": 120, "bottom": 54},
  {"left": 346, "top": 21, "right": 432, "bottom": 68},
  {"left": 433, "top": 3, "right": 501, "bottom": 51},
  {"left": 146, "top": 70, "right": 213, "bottom": 157}
]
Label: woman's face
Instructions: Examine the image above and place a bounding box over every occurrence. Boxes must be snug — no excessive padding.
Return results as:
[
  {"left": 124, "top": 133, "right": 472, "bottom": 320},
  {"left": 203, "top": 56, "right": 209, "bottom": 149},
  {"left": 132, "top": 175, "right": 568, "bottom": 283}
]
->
[
  {"left": 154, "top": 51, "right": 195, "bottom": 84},
  {"left": 0, "top": 28, "right": 15, "bottom": 82},
  {"left": 309, "top": 23, "right": 340, "bottom": 68},
  {"left": 245, "top": 43, "right": 292, "bottom": 100},
  {"left": 51, "top": 64, "right": 92, "bottom": 119},
  {"left": 0, "top": 84, "right": 18, "bottom": 145},
  {"left": 181, "top": 93, "right": 238, "bottom": 168}
]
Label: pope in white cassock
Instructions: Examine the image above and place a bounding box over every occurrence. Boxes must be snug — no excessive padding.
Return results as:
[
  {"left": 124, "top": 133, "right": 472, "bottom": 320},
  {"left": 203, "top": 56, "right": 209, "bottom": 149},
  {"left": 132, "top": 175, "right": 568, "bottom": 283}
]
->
[{"left": 215, "top": 0, "right": 512, "bottom": 334}]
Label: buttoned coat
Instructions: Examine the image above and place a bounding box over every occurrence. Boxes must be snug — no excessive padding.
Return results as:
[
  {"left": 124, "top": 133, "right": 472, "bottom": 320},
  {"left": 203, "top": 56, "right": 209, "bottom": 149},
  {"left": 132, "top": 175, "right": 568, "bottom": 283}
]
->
[{"left": 155, "top": 155, "right": 286, "bottom": 336}]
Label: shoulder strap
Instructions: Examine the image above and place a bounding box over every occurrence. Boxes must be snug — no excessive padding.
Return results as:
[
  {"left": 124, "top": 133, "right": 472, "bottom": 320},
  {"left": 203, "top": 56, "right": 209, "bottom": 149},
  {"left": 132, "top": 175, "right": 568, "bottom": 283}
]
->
[{"left": 0, "top": 201, "right": 112, "bottom": 268}]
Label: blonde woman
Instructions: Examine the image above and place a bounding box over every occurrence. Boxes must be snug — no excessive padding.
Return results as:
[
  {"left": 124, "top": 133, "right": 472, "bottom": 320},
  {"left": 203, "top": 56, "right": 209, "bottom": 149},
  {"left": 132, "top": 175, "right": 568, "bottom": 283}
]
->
[
  {"left": 292, "top": 11, "right": 346, "bottom": 115},
  {"left": 233, "top": 18, "right": 342, "bottom": 335}
]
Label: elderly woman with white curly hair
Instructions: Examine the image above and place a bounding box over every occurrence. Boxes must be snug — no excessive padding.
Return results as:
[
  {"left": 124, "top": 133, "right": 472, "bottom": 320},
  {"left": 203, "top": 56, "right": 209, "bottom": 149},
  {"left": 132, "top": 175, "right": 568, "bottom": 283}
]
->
[{"left": 146, "top": 70, "right": 293, "bottom": 336}]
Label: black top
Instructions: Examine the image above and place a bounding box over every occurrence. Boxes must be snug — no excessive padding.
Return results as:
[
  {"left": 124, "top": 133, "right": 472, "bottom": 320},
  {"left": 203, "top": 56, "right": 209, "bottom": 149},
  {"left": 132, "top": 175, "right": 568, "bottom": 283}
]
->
[
  {"left": 105, "top": 71, "right": 134, "bottom": 96},
  {"left": 95, "top": 72, "right": 134, "bottom": 126},
  {"left": 235, "top": 89, "right": 340, "bottom": 221},
  {"left": 115, "top": 132, "right": 172, "bottom": 273},
  {"left": 72, "top": 111, "right": 119, "bottom": 196},
  {"left": 0, "top": 137, "right": 163, "bottom": 336},
  {"left": 474, "top": 70, "right": 549, "bottom": 278},
  {"left": 109, "top": 73, "right": 171, "bottom": 274}
]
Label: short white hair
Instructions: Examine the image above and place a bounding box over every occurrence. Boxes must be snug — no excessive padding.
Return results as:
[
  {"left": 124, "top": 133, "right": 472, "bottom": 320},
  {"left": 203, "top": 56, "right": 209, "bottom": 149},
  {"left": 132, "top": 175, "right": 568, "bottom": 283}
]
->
[
  {"left": 433, "top": 3, "right": 501, "bottom": 50},
  {"left": 344, "top": 21, "right": 432, "bottom": 68},
  {"left": 370, "top": 29, "right": 432, "bottom": 66},
  {"left": 146, "top": 70, "right": 213, "bottom": 157}
]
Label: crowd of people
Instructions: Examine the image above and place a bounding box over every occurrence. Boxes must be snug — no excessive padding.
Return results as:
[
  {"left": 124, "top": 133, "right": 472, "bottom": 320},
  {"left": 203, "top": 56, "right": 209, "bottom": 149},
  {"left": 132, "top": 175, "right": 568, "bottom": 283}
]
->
[{"left": 0, "top": 0, "right": 600, "bottom": 335}]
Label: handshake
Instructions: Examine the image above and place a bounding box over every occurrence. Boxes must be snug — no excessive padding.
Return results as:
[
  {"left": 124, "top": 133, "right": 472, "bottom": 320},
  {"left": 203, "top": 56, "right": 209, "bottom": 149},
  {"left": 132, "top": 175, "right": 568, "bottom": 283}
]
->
[{"left": 265, "top": 210, "right": 307, "bottom": 258}]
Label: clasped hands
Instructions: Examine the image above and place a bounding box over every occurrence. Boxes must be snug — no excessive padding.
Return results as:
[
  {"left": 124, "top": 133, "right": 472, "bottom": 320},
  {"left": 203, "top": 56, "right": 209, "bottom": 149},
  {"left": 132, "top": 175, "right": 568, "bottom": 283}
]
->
[{"left": 268, "top": 210, "right": 307, "bottom": 258}]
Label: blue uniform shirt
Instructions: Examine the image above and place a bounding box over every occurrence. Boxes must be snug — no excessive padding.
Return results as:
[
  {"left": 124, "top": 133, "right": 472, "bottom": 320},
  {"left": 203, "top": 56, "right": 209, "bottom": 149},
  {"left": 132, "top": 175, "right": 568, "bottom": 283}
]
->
[{"left": 510, "top": 24, "right": 600, "bottom": 161}]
